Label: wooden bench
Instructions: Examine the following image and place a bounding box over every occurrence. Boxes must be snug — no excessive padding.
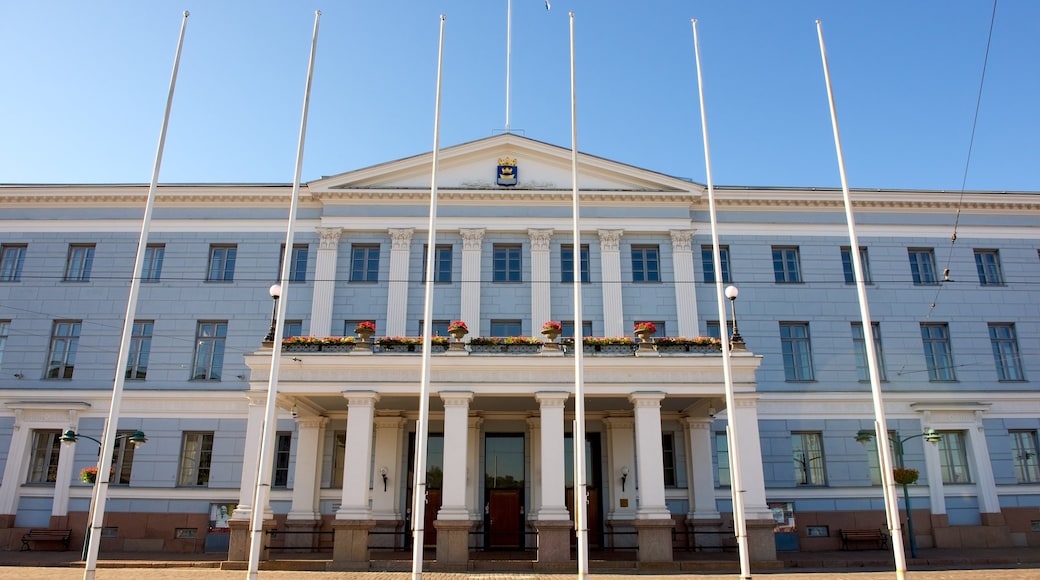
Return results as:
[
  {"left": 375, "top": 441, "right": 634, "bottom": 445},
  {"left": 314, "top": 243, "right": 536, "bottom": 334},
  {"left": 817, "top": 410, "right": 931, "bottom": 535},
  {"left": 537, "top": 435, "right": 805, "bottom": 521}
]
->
[
  {"left": 20, "top": 528, "right": 72, "bottom": 551},
  {"left": 839, "top": 528, "right": 888, "bottom": 550}
]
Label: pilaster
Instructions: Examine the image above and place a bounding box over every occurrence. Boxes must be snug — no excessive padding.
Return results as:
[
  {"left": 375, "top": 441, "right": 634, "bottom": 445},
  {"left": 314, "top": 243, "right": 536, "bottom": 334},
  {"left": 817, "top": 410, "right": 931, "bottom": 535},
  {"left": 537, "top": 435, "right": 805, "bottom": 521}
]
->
[
  {"left": 309, "top": 227, "right": 342, "bottom": 338},
  {"left": 372, "top": 415, "right": 406, "bottom": 520},
  {"left": 670, "top": 229, "right": 698, "bottom": 337},
  {"left": 336, "top": 391, "right": 379, "bottom": 520},
  {"left": 730, "top": 395, "right": 772, "bottom": 521},
  {"left": 603, "top": 416, "right": 635, "bottom": 521},
  {"left": 288, "top": 416, "right": 328, "bottom": 522},
  {"left": 598, "top": 229, "right": 624, "bottom": 337},
  {"left": 459, "top": 228, "right": 485, "bottom": 334},
  {"left": 385, "top": 228, "right": 414, "bottom": 337},
  {"left": 529, "top": 229, "right": 554, "bottom": 333},
  {"left": 683, "top": 417, "right": 720, "bottom": 521}
]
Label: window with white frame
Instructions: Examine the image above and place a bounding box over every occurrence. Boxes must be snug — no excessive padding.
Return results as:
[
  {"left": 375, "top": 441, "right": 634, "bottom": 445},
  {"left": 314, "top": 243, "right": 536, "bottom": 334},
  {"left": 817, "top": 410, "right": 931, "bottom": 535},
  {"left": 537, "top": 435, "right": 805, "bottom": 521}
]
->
[
  {"left": 705, "top": 320, "right": 733, "bottom": 342},
  {"left": 64, "top": 244, "right": 95, "bottom": 281},
  {"left": 561, "top": 244, "right": 590, "bottom": 283},
  {"left": 0, "top": 244, "right": 26, "bottom": 282},
  {"left": 852, "top": 322, "right": 887, "bottom": 381},
  {"left": 125, "top": 320, "right": 153, "bottom": 380},
  {"left": 841, "top": 246, "right": 871, "bottom": 284},
  {"left": 937, "top": 431, "right": 971, "bottom": 484},
  {"left": 701, "top": 244, "right": 731, "bottom": 283},
  {"left": 921, "top": 323, "right": 955, "bottom": 381},
  {"left": 0, "top": 320, "right": 8, "bottom": 368},
  {"left": 283, "top": 320, "right": 303, "bottom": 338},
  {"left": 631, "top": 245, "right": 660, "bottom": 282},
  {"left": 772, "top": 246, "right": 801, "bottom": 283},
  {"left": 46, "top": 320, "right": 81, "bottom": 379},
  {"left": 780, "top": 322, "right": 814, "bottom": 381},
  {"left": 908, "top": 248, "right": 938, "bottom": 285},
  {"left": 142, "top": 244, "right": 164, "bottom": 282},
  {"left": 27, "top": 430, "right": 62, "bottom": 484},
  {"left": 418, "top": 319, "right": 450, "bottom": 337},
  {"left": 662, "top": 432, "right": 677, "bottom": 487},
  {"left": 493, "top": 244, "right": 522, "bottom": 282},
  {"left": 177, "top": 431, "right": 214, "bottom": 487},
  {"left": 422, "top": 244, "right": 452, "bottom": 283},
  {"left": 561, "top": 320, "right": 593, "bottom": 338},
  {"left": 490, "top": 319, "right": 522, "bottom": 337},
  {"left": 207, "top": 245, "right": 237, "bottom": 282},
  {"left": 792, "top": 432, "right": 826, "bottom": 486},
  {"left": 974, "top": 249, "right": 1004, "bottom": 286},
  {"left": 191, "top": 321, "right": 227, "bottom": 381},
  {"left": 112, "top": 430, "right": 139, "bottom": 485},
  {"left": 1010, "top": 430, "right": 1040, "bottom": 484},
  {"left": 329, "top": 430, "right": 346, "bottom": 488},
  {"left": 988, "top": 323, "right": 1024, "bottom": 381},
  {"left": 273, "top": 432, "right": 292, "bottom": 488},
  {"left": 715, "top": 431, "right": 730, "bottom": 487},
  {"left": 350, "top": 244, "right": 380, "bottom": 282},
  {"left": 278, "top": 244, "right": 309, "bottom": 283}
]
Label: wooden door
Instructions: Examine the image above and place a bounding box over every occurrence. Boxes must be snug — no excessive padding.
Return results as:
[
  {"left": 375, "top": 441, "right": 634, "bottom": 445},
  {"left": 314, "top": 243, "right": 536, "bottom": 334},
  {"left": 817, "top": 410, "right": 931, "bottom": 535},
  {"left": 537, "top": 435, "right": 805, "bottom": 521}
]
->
[
  {"left": 487, "top": 489, "right": 523, "bottom": 548},
  {"left": 423, "top": 489, "right": 442, "bottom": 546}
]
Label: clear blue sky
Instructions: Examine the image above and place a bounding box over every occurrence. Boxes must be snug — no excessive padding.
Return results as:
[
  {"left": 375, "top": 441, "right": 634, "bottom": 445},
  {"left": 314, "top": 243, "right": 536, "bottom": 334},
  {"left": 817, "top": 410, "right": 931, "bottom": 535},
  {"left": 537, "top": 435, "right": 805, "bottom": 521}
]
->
[{"left": 1, "top": 1, "right": 1037, "bottom": 191}]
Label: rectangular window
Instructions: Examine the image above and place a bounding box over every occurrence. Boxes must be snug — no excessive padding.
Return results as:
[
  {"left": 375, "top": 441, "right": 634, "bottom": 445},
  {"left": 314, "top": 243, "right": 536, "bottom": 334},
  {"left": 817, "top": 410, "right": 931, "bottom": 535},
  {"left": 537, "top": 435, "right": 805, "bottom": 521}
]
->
[
  {"left": 863, "top": 430, "right": 896, "bottom": 486},
  {"left": 937, "top": 431, "right": 971, "bottom": 484},
  {"left": 974, "top": 249, "right": 1004, "bottom": 286},
  {"left": 64, "top": 244, "right": 95, "bottom": 281},
  {"left": 852, "top": 322, "right": 887, "bottom": 382},
  {"left": 989, "top": 323, "right": 1024, "bottom": 381},
  {"left": 192, "top": 321, "right": 227, "bottom": 381},
  {"left": 780, "top": 322, "right": 814, "bottom": 381},
  {"left": 662, "top": 433, "right": 676, "bottom": 487},
  {"left": 701, "top": 245, "right": 731, "bottom": 283},
  {"left": 493, "top": 244, "right": 522, "bottom": 282},
  {"left": 1010, "top": 430, "right": 1040, "bottom": 484},
  {"left": 841, "top": 246, "right": 871, "bottom": 284},
  {"left": 283, "top": 320, "right": 303, "bottom": 338},
  {"left": 278, "top": 244, "right": 309, "bottom": 283},
  {"left": 142, "top": 244, "right": 164, "bottom": 282},
  {"left": 27, "top": 430, "right": 62, "bottom": 484},
  {"left": 112, "top": 430, "right": 139, "bottom": 485},
  {"left": 561, "top": 320, "right": 593, "bottom": 338},
  {"left": 921, "top": 323, "right": 955, "bottom": 381},
  {"left": 177, "top": 432, "right": 214, "bottom": 487},
  {"left": 908, "top": 248, "right": 938, "bottom": 285},
  {"left": 330, "top": 430, "right": 346, "bottom": 488},
  {"left": 631, "top": 245, "right": 660, "bottom": 282},
  {"left": 422, "top": 244, "right": 453, "bottom": 283},
  {"left": 0, "top": 244, "right": 27, "bottom": 282},
  {"left": 772, "top": 246, "right": 802, "bottom": 283},
  {"left": 46, "top": 320, "right": 81, "bottom": 379},
  {"left": 705, "top": 320, "right": 733, "bottom": 341},
  {"left": 561, "top": 244, "right": 590, "bottom": 283},
  {"left": 207, "top": 245, "right": 237, "bottom": 282},
  {"left": 273, "top": 432, "right": 292, "bottom": 488},
  {"left": 350, "top": 244, "right": 380, "bottom": 282},
  {"left": 0, "top": 320, "right": 8, "bottom": 368},
  {"left": 490, "top": 319, "right": 522, "bottom": 337},
  {"left": 715, "top": 432, "right": 730, "bottom": 487},
  {"left": 418, "top": 319, "right": 450, "bottom": 337},
  {"left": 793, "top": 432, "right": 826, "bottom": 486},
  {"left": 125, "top": 320, "right": 153, "bottom": 380}
]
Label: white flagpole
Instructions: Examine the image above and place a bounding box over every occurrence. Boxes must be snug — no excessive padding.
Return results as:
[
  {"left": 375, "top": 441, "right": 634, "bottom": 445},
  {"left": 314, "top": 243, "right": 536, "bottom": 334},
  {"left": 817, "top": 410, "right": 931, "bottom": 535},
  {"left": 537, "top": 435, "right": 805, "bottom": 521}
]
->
[
  {"left": 82, "top": 11, "right": 189, "bottom": 580},
  {"left": 690, "top": 19, "right": 751, "bottom": 580},
  {"left": 246, "top": 10, "right": 321, "bottom": 580},
  {"left": 411, "top": 15, "right": 446, "bottom": 580},
  {"left": 568, "top": 12, "right": 589, "bottom": 580},
  {"left": 505, "top": 0, "right": 512, "bottom": 131},
  {"left": 816, "top": 20, "right": 907, "bottom": 580}
]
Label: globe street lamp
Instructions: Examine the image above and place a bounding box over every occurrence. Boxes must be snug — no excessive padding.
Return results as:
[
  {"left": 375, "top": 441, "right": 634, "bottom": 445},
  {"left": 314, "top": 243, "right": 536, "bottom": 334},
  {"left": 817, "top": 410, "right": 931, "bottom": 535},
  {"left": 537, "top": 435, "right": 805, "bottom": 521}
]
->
[
  {"left": 263, "top": 283, "right": 282, "bottom": 343},
  {"left": 855, "top": 428, "right": 940, "bottom": 558},
  {"left": 724, "top": 285, "right": 746, "bottom": 351},
  {"left": 61, "top": 429, "right": 148, "bottom": 559}
]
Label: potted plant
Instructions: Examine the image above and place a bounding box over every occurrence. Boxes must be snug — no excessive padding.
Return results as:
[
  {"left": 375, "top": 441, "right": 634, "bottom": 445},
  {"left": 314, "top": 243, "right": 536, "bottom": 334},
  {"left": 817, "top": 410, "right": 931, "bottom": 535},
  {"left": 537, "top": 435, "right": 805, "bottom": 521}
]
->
[
  {"left": 633, "top": 321, "right": 657, "bottom": 342},
  {"left": 655, "top": 336, "right": 723, "bottom": 353},
  {"left": 540, "top": 321, "right": 562, "bottom": 342},
  {"left": 893, "top": 467, "right": 920, "bottom": 485},
  {"left": 448, "top": 320, "right": 469, "bottom": 341},
  {"left": 354, "top": 321, "right": 376, "bottom": 341},
  {"left": 282, "top": 336, "right": 321, "bottom": 352},
  {"left": 80, "top": 466, "right": 114, "bottom": 484}
]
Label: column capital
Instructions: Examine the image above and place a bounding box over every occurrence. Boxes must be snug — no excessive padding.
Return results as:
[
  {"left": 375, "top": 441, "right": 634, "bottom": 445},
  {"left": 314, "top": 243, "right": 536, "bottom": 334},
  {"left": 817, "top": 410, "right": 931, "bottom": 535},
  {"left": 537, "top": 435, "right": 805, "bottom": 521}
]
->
[
  {"left": 374, "top": 415, "right": 406, "bottom": 429},
  {"left": 669, "top": 229, "right": 694, "bottom": 253},
  {"left": 316, "top": 227, "right": 343, "bottom": 250},
  {"left": 388, "top": 228, "right": 415, "bottom": 251},
  {"left": 527, "top": 228, "right": 554, "bottom": 252},
  {"left": 629, "top": 391, "right": 666, "bottom": 407},
  {"left": 597, "top": 229, "right": 624, "bottom": 252},
  {"left": 603, "top": 416, "right": 634, "bottom": 430},
  {"left": 245, "top": 392, "right": 267, "bottom": 406},
  {"left": 296, "top": 416, "right": 329, "bottom": 430},
  {"left": 342, "top": 391, "right": 380, "bottom": 407},
  {"left": 440, "top": 391, "right": 475, "bottom": 406},
  {"left": 460, "top": 228, "right": 486, "bottom": 251},
  {"left": 682, "top": 417, "right": 714, "bottom": 430},
  {"left": 535, "top": 392, "right": 569, "bottom": 407}
]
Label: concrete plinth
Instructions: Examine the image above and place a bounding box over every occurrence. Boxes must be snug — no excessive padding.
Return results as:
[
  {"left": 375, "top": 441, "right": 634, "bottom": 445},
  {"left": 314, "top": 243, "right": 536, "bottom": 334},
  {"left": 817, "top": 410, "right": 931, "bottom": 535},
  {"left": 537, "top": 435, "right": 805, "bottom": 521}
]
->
[
  {"left": 633, "top": 518, "right": 674, "bottom": 562},
  {"left": 535, "top": 519, "right": 573, "bottom": 565},
  {"left": 746, "top": 518, "right": 779, "bottom": 562},
  {"left": 227, "top": 517, "right": 274, "bottom": 562},
  {"left": 331, "top": 519, "right": 375, "bottom": 571},
  {"left": 284, "top": 518, "right": 321, "bottom": 550},
  {"left": 433, "top": 519, "right": 474, "bottom": 571}
]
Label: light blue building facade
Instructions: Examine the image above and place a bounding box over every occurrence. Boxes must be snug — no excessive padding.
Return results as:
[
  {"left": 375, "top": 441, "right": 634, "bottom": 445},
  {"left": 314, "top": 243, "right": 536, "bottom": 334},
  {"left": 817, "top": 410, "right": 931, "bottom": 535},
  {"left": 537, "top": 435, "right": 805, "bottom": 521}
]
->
[{"left": 0, "top": 134, "right": 1037, "bottom": 566}]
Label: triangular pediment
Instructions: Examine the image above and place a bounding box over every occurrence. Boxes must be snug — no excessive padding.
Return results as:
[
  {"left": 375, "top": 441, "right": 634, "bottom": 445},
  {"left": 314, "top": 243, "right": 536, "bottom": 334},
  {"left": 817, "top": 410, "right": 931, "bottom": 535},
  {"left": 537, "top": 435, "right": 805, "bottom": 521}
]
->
[{"left": 308, "top": 133, "right": 702, "bottom": 195}]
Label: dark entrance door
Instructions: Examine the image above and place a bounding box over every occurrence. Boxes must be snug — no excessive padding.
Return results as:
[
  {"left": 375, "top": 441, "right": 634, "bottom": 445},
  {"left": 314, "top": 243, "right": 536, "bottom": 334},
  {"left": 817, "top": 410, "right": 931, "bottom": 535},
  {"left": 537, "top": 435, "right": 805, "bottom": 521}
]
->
[
  {"left": 406, "top": 433, "right": 444, "bottom": 547},
  {"left": 484, "top": 434, "right": 525, "bottom": 549},
  {"left": 565, "top": 433, "right": 603, "bottom": 547}
]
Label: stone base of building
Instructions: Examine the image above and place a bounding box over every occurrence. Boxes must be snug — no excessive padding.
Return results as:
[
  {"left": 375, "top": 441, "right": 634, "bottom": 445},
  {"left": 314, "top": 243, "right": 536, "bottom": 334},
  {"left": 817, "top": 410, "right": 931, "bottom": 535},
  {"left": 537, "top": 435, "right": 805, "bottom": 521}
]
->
[
  {"left": 227, "top": 517, "right": 275, "bottom": 562},
  {"left": 534, "top": 519, "right": 572, "bottom": 564},
  {"left": 746, "top": 518, "right": 779, "bottom": 562},
  {"left": 634, "top": 518, "right": 674, "bottom": 562},
  {"left": 932, "top": 511, "right": 1013, "bottom": 549},
  {"left": 283, "top": 518, "right": 322, "bottom": 550},
  {"left": 330, "top": 519, "right": 375, "bottom": 570},
  {"left": 432, "top": 519, "right": 474, "bottom": 571}
]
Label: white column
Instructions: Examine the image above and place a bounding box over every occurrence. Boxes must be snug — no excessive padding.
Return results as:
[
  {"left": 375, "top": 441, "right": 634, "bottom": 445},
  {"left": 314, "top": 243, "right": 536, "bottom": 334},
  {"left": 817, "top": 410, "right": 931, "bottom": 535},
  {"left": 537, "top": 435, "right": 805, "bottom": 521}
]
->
[
  {"left": 385, "top": 229, "right": 414, "bottom": 337},
  {"left": 967, "top": 415, "right": 1001, "bottom": 514},
  {"left": 730, "top": 396, "right": 772, "bottom": 520},
  {"left": 288, "top": 416, "right": 328, "bottom": 521},
  {"left": 536, "top": 392, "right": 570, "bottom": 520},
  {"left": 604, "top": 416, "right": 635, "bottom": 520},
  {"left": 309, "top": 227, "right": 342, "bottom": 338},
  {"left": 0, "top": 412, "right": 30, "bottom": 517},
  {"left": 683, "top": 417, "right": 720, "bottom": 520},
  {"left": 51, "top": 416, "right": 78, "bottom": 518},
  {"left": 922, "top": 429, "right": 947, "bottom": 516},
  {"left": 670, "top": 230, "right": 699, "bottom": 337},
  {"left": 599, "top": 230, "right": 625, "bottom": 337},
  {"left": 467, "top": 416, "right": 483, "bottom": 519},
  {"left": 372, "top": 415, "right": 406, "bottom": 520},
  {"left": 438, "top": 392, "right": 473, "bottom": 520},
  {"left": 336, "top": 391, "right": 379, "bottom": 519},
  {"left": 529, "top": 229, "right": 554, "bottom": 331},
  {"left": 235, "top": 393, "right": 269, "bottom": 520},
  {"left": 459, "top": 229, "right": 485, "bottom": 333},
  {"left": 630, "top": 392, "right": 670, "bottom": 519}
]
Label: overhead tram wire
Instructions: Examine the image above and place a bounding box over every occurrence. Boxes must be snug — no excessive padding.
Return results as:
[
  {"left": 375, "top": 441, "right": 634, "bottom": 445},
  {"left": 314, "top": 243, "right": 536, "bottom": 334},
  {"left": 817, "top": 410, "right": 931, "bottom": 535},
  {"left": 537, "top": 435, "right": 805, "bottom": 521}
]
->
[{"left": 927, "top": 0, "right": 999, "bottom": 320}]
